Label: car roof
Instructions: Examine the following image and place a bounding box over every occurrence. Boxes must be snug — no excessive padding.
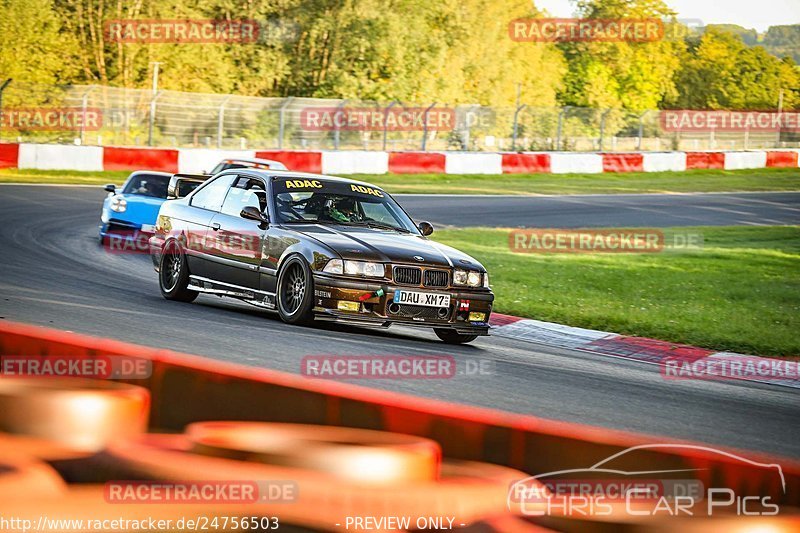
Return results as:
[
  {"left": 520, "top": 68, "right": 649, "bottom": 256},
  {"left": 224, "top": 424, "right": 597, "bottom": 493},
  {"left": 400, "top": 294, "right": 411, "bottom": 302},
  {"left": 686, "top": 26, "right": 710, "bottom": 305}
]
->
[
  {"left": 228, "top": 169, "right": 383, "bottom": 190},
  {"left": 129, "top": 170, "right": 172, "bottom": 177},
  {"left": 221, "top": 157, "right": 287, "bottom": 167}
]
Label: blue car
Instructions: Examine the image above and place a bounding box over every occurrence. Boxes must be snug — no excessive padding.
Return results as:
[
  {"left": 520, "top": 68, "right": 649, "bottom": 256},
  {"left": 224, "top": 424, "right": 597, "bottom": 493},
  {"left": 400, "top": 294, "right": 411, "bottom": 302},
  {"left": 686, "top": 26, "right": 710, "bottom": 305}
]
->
[
  {"left": 99, "top": 158, "right": 289, "bottom": 243},
  {"left": 99, "top": 171, "right": 173, "bottom": 243}
]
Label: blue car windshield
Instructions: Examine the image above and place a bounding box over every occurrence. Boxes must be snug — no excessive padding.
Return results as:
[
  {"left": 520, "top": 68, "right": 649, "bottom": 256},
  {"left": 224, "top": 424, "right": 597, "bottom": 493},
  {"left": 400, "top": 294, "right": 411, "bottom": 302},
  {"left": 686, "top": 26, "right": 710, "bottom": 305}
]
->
[{"left": 122, "top": 174, "right": 170, "bottom": 198}]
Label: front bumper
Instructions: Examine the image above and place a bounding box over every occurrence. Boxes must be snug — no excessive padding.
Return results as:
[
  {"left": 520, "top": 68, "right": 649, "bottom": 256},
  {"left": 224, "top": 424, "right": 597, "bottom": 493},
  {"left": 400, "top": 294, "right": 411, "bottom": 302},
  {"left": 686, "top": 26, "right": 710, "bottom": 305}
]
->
[
  {"left": 99, "top": 217, "right": 149, "bottom": 237},
  {"left": 99, "top": 220, "right": 155, "bottom": 254},
  {"left": 311, "top": 273, "right": 493, "bottom": 335}
]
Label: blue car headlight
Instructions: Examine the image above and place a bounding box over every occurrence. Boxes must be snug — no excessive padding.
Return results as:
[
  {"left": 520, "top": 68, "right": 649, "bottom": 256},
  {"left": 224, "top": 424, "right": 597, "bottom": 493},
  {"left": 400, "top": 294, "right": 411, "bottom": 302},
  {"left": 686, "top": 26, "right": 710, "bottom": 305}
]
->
[{"left": 109, "top": 195, "right": 127, "bottom": 213}]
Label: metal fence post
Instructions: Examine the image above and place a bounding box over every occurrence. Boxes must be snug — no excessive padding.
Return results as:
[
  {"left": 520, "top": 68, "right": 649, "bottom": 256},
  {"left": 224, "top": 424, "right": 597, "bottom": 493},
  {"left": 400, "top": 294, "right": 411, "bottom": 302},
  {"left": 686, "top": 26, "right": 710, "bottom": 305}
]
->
[
  {"left": 463, "top": 105, "right": 478, "bottom": 150},
  {"left": 556, "top": 106, "right": 569, "bottom": 150},
  {"left": 512, "top": 104, "right": 527, "bottom": 151},
  {"left": 80, "top": 86, "right": 94, "bottom": 145},
  {"left": 599, "top": 109, "right": 612, "bottom": 151},
  {"left": 382, "top": 101, "right": 398, "bottom": 151},
  {"left": 147, "top": 91, "right": 161, "bottom": 147},
  {"left": 278, "top": 97, "right": 294, "bottom": 150},
  {"left": 421, "top": 102, "right": 436, "bottom": 151},
  {"left": 334, "top": 99, "right": 348, "bottom": 150},
  {"left": 637, "top": 111, "right": 648, "bottom": 151},
  {"left": 217, "top": 95, "right": 231, "bottom": 149}
]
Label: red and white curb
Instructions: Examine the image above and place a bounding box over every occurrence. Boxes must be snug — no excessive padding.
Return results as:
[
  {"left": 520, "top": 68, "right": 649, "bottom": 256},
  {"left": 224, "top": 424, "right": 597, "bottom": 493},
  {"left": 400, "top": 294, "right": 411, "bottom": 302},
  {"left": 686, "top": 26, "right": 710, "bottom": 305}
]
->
[
  {"left": 1, "top": 143, "right": 798, "bottom": 174},
  {"left": 488, "top": 313, "right": 800, "bottom": 389}
]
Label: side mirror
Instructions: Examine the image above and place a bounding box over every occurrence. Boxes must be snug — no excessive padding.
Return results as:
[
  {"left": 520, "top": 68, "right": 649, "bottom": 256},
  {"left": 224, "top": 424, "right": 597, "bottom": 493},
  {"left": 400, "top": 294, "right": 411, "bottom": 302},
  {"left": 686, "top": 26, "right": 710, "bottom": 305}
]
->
[
  {"left": 418, "top": 221, "right": 434, "bottom": 236},
  {"left": 104, "top": 184, "right": 116, "bottom": 193},
  {"left": 241, "top": 206, "right": 269, "bottom": 224}
]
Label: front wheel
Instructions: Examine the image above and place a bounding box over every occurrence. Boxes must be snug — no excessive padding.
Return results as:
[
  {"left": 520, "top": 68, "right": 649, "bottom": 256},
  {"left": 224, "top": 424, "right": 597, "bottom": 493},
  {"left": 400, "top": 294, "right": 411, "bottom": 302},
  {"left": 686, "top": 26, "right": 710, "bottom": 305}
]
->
[
  {"left": 277, "top": 256, "right": 315, "bottom": 325},
  {"left": 434, "top": 329, "right": 478, "bottom": 345},
  {"left": 159, "top": 240, "right": 198, "bottom": 302}
]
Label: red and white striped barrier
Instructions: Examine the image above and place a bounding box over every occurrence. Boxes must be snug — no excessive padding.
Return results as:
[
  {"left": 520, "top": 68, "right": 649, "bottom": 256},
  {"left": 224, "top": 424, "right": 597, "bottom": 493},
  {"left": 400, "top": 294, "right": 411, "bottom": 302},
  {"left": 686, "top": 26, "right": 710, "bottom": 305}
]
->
[{"left": 0, "top": 143, "right": 798, "bottom": 175}]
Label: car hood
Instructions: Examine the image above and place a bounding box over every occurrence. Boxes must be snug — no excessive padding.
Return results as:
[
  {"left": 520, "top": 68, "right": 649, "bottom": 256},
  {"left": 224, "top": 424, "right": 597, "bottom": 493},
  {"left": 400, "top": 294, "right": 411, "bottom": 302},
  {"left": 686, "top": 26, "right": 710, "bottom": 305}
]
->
[
  {"left": 288, "top": 224, "right": 486, "bottom": 271},
  {"left": 103, "top": 194, "right": 165, "bottom": 224}
]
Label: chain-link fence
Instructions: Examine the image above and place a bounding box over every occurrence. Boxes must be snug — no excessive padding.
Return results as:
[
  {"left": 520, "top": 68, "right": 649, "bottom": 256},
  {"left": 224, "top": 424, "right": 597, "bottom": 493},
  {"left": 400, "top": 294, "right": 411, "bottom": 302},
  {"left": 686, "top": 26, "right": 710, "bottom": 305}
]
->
[{"left": 0, "top": 81, "right": 797, "bottom": 151}]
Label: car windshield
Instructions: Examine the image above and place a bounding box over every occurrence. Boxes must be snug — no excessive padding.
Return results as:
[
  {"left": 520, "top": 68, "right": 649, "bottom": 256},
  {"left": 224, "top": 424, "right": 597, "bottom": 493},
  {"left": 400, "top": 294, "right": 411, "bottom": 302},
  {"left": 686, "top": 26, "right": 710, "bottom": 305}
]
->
[
  {"left": 122, "top": 174, "right": 170, "bottom": 198},
  {"left": 273, "top": 178, "right": 417, "bottom": 233}
]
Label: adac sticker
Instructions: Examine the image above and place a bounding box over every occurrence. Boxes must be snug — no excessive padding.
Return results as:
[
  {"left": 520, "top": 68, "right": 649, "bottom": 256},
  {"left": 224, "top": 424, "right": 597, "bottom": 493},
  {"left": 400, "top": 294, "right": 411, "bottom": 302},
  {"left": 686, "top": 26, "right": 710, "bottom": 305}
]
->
[
  {"left": 284, "top": 179, "right": 323, "bottom": 189},
  {"left": 350, "top": 184, "right": 384, "bottom": 197}
]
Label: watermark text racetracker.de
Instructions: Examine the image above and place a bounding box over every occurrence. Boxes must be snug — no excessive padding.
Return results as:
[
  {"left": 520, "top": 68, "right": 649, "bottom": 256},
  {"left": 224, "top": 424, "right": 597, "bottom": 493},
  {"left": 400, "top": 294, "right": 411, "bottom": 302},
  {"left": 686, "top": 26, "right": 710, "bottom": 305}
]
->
[
  {"left": 508, "top": 228, "right": 703, "bottom": 254},
  {"left": 0, "top": 354, "right": 152, "bottom": 379},
  {"left": 300, "top": 107, "right": 456, "bottom": 132},
  {"left": 101, "top": 228, "right": 261, "bottom": 255},
  {"left": 104, "top": 480, "right": 296, "bottom": 504},
  {"left": 105, "top": 19, "right": 260, "bottom": 43},
  {"left": 104, "top": 18, "right": 299, "bottom": 44},
  {"left": 0, "top": 107, "right": 102, "bottom": 131},
  {"left": 661, "top": 110, "right": 800, "bottom": 133},
  {"left": 663, "top": 353, "right": 800, "bottom": 384},
  {"left": 509, "top": 18, "right": 664, "bottom": 42},
  {"left": 301, "top": 355, "right": 494, "bottom": 380}
]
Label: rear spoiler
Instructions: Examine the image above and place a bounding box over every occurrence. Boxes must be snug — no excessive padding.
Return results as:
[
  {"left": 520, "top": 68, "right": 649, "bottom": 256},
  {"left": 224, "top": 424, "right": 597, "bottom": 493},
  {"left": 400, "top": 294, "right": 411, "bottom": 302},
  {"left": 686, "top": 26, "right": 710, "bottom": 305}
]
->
[{"left": 167, "top": 173, "right": 210, "bottom": 199}]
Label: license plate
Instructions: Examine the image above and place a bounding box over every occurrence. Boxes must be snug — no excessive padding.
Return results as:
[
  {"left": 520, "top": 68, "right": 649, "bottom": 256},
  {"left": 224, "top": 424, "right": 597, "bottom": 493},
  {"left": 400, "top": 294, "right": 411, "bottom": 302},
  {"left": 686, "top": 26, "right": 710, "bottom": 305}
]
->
[
  {"left": 140, "top": 224, "right": 155, "bottom": 233},
  {"left": 393, "top": 290, "right": 450, "bottom": 308}
]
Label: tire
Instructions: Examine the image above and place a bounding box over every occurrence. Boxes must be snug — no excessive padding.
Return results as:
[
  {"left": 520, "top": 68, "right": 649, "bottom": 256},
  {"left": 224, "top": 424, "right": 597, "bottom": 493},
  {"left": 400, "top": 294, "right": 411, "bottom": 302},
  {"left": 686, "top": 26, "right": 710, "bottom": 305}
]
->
[
  {"left": 434, "top": 328, "right": 478, "bottom": 345},
  {"left": 158, "top": 240, "right": 198, "bottom": 302},
  {"left": 276, "top": 256, "right": 315, "bottom": 325}
]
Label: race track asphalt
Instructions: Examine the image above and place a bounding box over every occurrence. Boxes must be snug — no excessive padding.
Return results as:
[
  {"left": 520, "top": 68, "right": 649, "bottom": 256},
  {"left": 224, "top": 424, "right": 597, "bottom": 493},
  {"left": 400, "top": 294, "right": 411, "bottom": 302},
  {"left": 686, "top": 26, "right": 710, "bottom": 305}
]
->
[
  {"left": 0, "top": 185, "right": 798, "bottom": 459},
  {"left": 402, "top": 191, "right": 800, "bottom": 228}
]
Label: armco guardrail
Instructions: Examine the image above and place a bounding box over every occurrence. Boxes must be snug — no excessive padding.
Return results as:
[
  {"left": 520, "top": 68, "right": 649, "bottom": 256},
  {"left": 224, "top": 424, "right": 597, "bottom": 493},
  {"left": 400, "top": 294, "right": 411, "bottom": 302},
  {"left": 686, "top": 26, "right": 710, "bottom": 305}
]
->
[
  {"left": 1, "top": 319, "right": 798, "bottom": 511},
  {"left": 0, "top": 142, "right": 798, "bottom": 174}
]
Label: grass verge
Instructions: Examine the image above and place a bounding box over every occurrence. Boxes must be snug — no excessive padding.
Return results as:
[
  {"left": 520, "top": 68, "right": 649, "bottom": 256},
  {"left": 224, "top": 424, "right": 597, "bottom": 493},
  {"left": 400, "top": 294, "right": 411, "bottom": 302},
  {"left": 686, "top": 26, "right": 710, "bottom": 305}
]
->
[
  {"left": 433, "top": 225, "right": 800, "bottom": 357},
  {"left": 0, "top": 168, "right": 131, "bottom": 186},
  {"left": 1, "top": 167, "right": 799, "bottom": 195}
]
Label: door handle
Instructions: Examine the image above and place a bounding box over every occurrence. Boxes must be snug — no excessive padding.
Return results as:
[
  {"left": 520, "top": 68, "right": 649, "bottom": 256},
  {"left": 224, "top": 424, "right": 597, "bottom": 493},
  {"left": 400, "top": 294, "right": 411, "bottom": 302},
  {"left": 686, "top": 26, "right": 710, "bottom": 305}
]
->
[{"left": 211, "top": 223, "right": 221, "bottom": 231}]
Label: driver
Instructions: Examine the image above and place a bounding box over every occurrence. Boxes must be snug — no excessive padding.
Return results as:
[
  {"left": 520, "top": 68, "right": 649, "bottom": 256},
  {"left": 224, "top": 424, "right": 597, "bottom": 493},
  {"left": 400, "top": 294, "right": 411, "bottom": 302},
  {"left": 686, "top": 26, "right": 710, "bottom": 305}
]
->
[
  {"left": 135, "top": 179, "right": 150, "bottom": 195},
  {"left": 325, "top": 197, "right": 360, "bottom": 223}
]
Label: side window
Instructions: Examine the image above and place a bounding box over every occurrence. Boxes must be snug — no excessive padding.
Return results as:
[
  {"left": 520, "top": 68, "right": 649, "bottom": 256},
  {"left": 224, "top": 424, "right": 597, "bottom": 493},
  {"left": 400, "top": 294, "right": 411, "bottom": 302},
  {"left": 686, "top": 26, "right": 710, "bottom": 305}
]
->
[
  {"left": 220, "top": 176, "right": 267, "bottom": 217},
  {"left": 190, "top": 175, "right": 235, "bottom": 211}
]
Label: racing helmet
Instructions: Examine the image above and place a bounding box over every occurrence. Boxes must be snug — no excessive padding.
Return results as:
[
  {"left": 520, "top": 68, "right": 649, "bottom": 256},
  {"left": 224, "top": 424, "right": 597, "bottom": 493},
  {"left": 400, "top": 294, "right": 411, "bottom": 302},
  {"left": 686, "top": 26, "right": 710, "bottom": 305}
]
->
[{"left": 325, "top": 196, "right": 358, "bottom": 222}]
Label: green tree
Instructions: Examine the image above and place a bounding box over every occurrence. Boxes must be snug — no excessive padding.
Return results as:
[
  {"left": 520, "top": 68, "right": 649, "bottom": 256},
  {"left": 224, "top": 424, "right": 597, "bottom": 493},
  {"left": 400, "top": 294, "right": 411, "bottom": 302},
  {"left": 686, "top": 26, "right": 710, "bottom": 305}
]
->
[
  {"left": 668, "top": 28, "right": 800, "bottom": 110},
  {"left": 705, "top": 24, "right": 758, "bottom": 45},
  {"left": 0, "top": 0, "right": 77, "bottom": 84},
  {"left": 763, "top": 24, "right": 800, "bottom": 63},
  {"left": 558, "top": 0, "right": 684, "bottom": 111}
]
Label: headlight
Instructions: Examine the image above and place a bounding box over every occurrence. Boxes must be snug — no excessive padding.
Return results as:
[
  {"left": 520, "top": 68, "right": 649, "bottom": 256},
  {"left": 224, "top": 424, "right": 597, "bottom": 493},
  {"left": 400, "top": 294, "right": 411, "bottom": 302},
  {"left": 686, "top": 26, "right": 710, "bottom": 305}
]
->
[
  {"left": 454, "top": 269, "right": 483, "bottom": 287},
  {"left": 322, "top": 259, "right": 344, "bottom": 274},
  {"left": 344, "top": 260, "right": 384, "bottom": 278},
  {"left": 323, "top": 259, "right": 384, "bottom": 278},
  {"left": 109, "top": 195, "right": 127, "bottom": 213},
  {"left": 483, "top": 272, "right": 490, "bottom": 288}
]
